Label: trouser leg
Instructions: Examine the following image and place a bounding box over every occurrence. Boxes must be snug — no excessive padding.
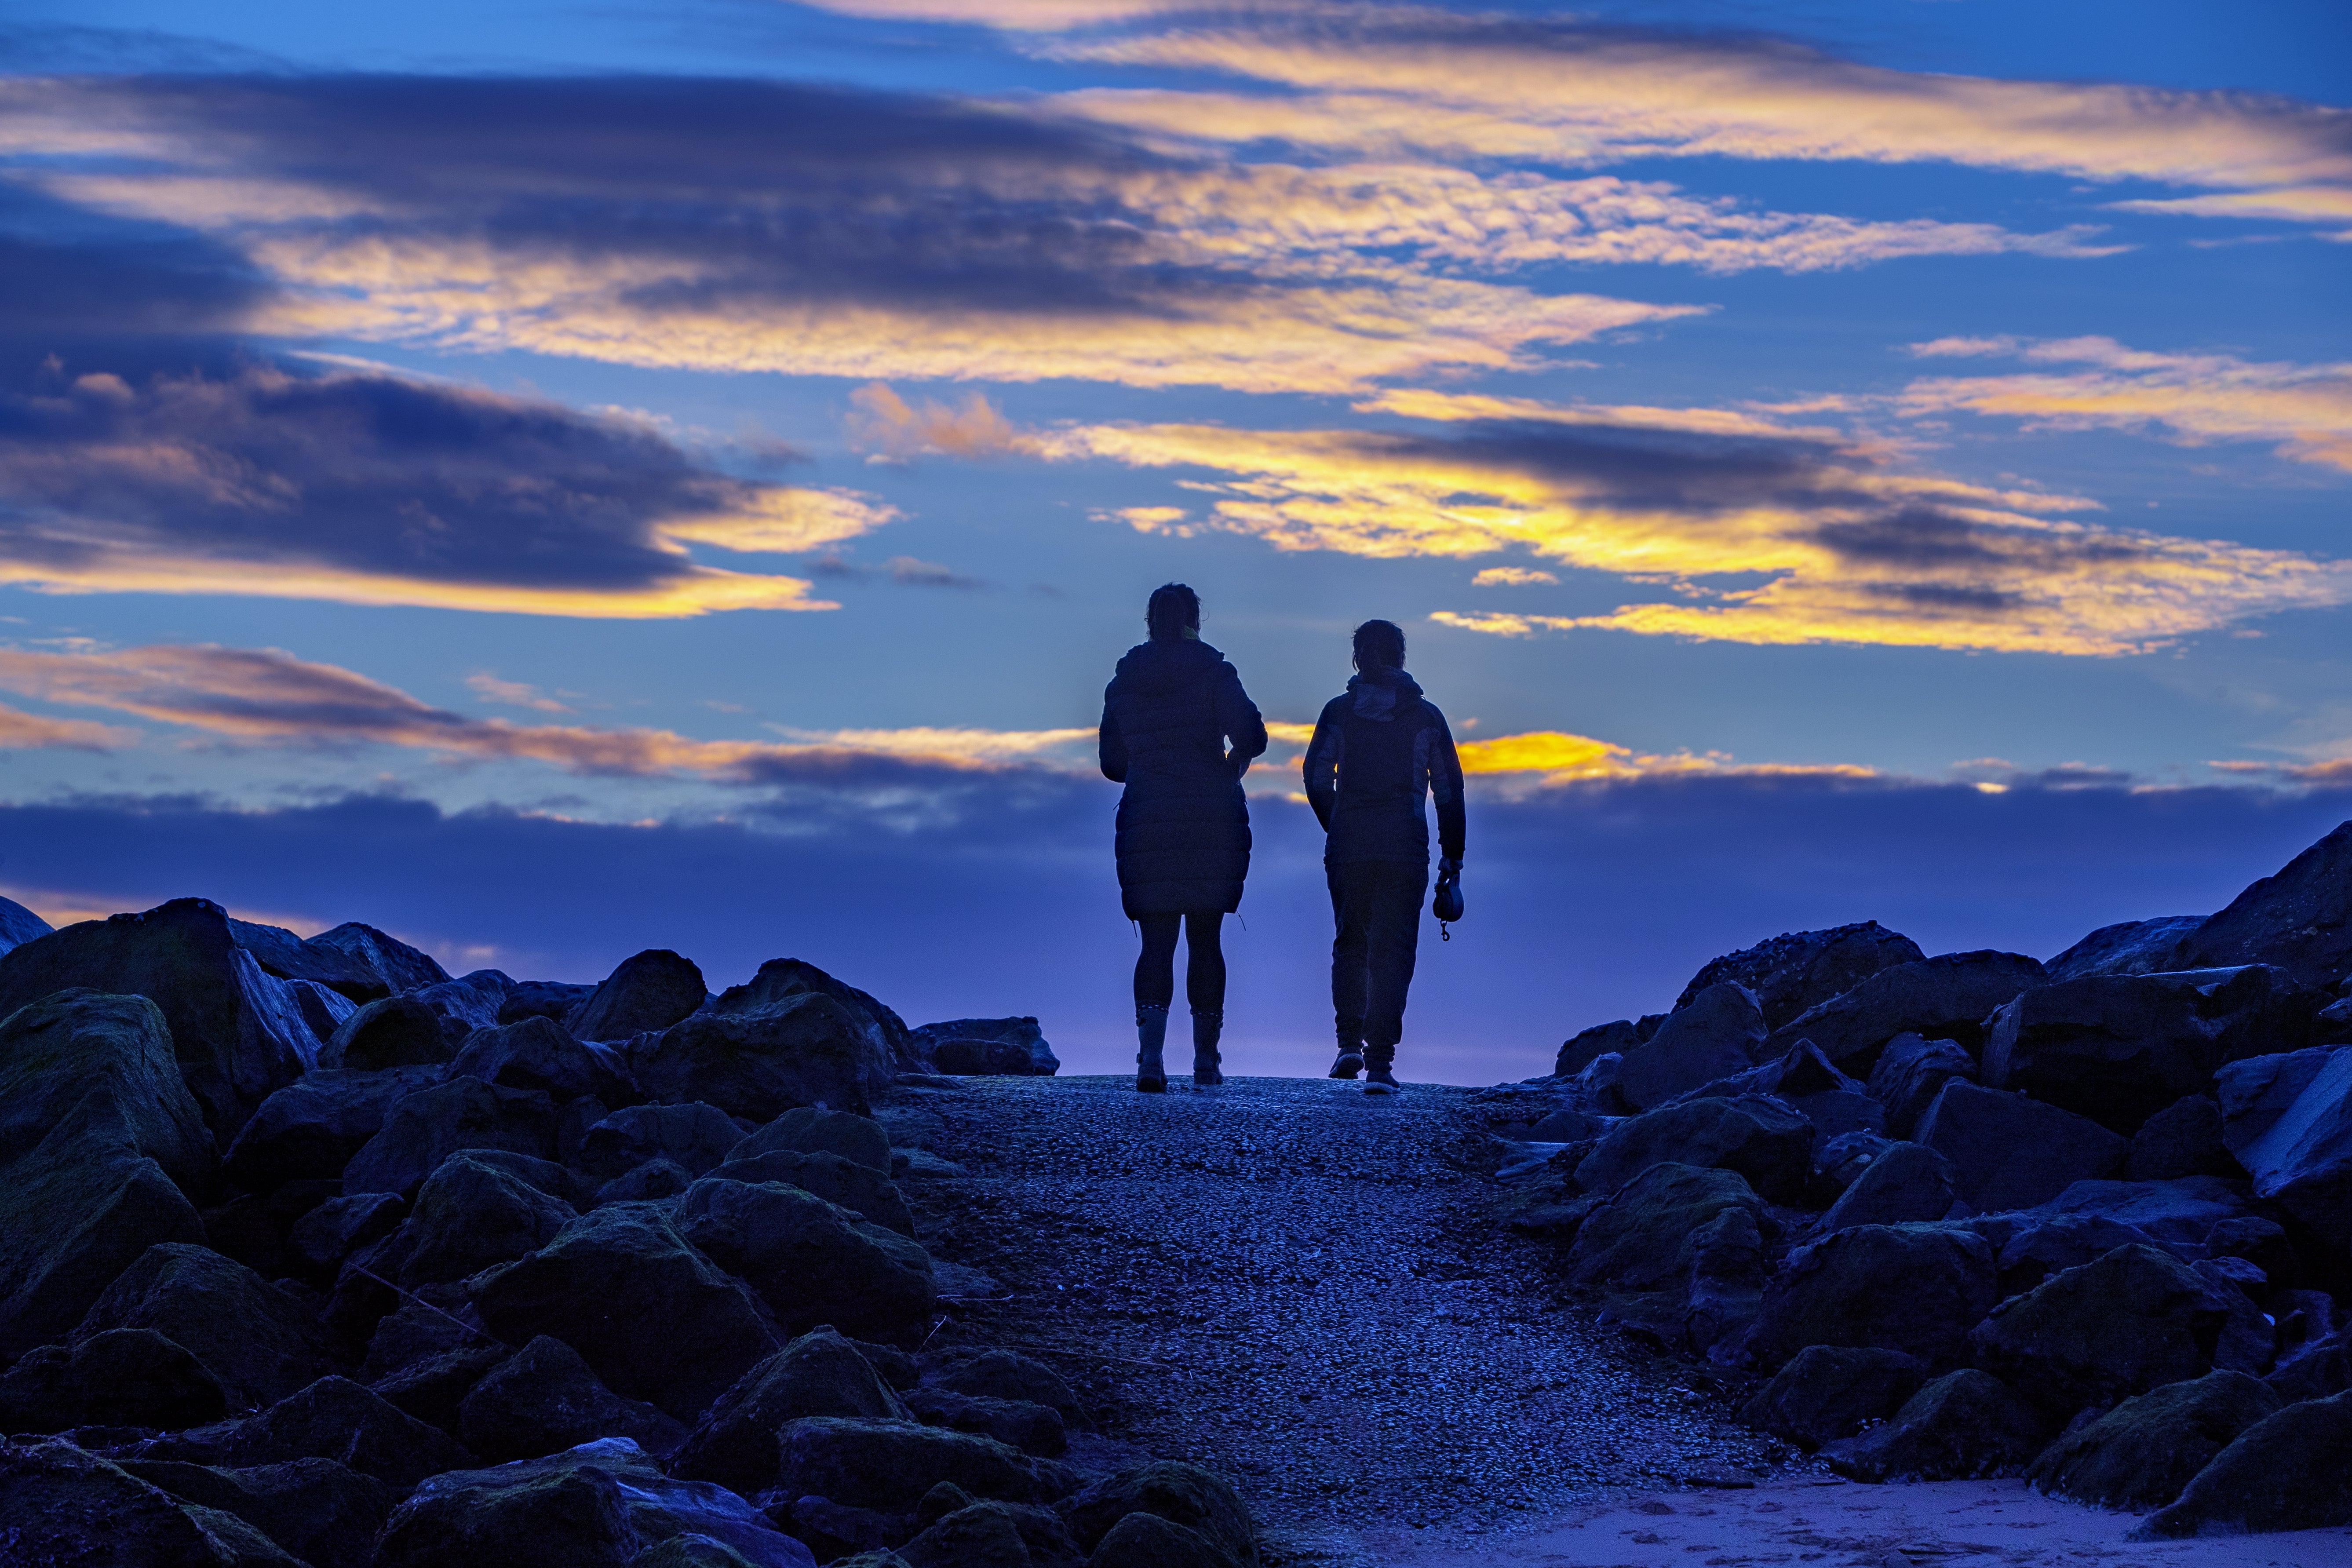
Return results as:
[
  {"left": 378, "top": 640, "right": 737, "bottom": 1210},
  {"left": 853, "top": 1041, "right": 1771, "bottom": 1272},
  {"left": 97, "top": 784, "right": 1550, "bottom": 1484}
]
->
[
  {"left": 1360, "top": 863, "right": 1427, "bottom": 1050},
  {"left": 1328, "top": 864, "right": 1374, "bottom": 1049}
]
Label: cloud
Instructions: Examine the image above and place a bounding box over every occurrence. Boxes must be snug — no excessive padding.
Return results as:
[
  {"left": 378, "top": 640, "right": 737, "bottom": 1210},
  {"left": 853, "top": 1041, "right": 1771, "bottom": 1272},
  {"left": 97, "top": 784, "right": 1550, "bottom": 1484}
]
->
[
  {"left": 0, "top": 360, "right": 890, "bottom": 615},
  {"left": 848, "top": 383, "right": 1035, "bottom": 459},
  {"left": 0, "top": 700, "right": 132, "bottom": 749},
  {"left": 1470, "top": 566, "right": 1557, "bottom": 587},
  {"left": 1052, "top": 13, "right": 2352, "bottom": 223},
  {"left": 1900, "top": 336, "right": 2352, "bottom": 474},
  {"left": 465, "top": 674, "right": 571, "bottom": 714},
  {"left": 1043, "top": 398, "right": 2352, "bottom": 654}
]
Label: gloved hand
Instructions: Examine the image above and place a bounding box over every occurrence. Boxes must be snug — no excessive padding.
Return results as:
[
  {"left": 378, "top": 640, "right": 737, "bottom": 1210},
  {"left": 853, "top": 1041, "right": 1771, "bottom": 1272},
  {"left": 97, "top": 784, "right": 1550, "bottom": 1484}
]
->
[{"left": 1438, "top": 857, "right": 1463, "bottom": 879}]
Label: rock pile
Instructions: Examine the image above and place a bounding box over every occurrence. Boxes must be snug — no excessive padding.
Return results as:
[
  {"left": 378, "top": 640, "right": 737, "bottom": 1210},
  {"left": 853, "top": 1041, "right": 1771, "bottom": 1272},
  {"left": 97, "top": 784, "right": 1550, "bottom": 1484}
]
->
[
  {"left": 0, "top": 896, "right": 1232, "bottom": 1568},
  {"left": 1488, "top": 818, "right": 2352, "bottom": 1537}
]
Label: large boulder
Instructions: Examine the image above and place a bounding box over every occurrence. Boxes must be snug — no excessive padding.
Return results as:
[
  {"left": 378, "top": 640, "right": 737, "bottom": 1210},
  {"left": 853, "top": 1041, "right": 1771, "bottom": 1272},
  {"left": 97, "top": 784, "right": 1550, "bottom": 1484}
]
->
[
  {"left": 470, "top": 1207, "right": 779, "bottom": 1423},
  {"left": 1863, "top": 1033, "right": 1975, "bottom": 1140},
  {"left": 410, "top": 971, "right": 510, "bottom": 1039},
  {"left": 224, "top": 1376, "right": 474, "bottom": 1490},
  {"left": 2216, "top": 1045, "right": 2342, "bottom": 1153},
  {"left": 671, "top": 1328, "right": 909, "bottom": 1495},
  {"left": 910, "top": 1017, "right": 1059, "bottom": 1077},
  {"left": 281, "top": 980, "right": 359, "bottom": 1048},
  {"left": 0, "top": 991, "right": 217, "bottom": 1357},
  {"left": 1811, "top": 1141, "right": 1955, "bottom": 1233},
  {"left": 2221, "top": 1045, "right": 2352, "bottom": 1244},
  {"left": 1663, "top": 1038, "right": 1883, "bottom": 1139},
  {"left": 1821, "top": 1370, "right": 2049, "bottom": 1482},
  {"left": 376, "top": 1437, "right": 816, "bottom": 1568},
  {"left": 1565, "top": 1163, "right": 1764, "bottom": 1291},
  {"left": 309, "top": 923, "right": 451, "bottom": 999},
  {"left": 2183, "top": 818, "right": 2352, "bottom": 988},
  {"left": 319, "top": 995, "right": 458, "bottom": 1072},
  {"left": 2028, "top": 1370, "right": 2280, "bottom": 1510},
  {"left": 2127, "top": 1094, "right": 2236, "bottom": 1181},
  {"left": 917, "top": 1349, "right": 1083, "bottom": 1424},
  {"left": 713, "top": 958, "right": 921, "bottom": 1075},
  {"left": 732, "top": 1108, "right": 892, "bottom": 1174},
  {"left": 0, "top": 893, "right": 54, "bottom": 955},
  {"left": 343, "top": 1076, "right": 561, "bottom": 1197},
  {"left": 0, "top": 898, "right": 321, "bottom": 1134},
  {"left": 73, "top": 1243, "right": 341, "bottom": 1411},
  {"left": 1673, "top": 922, "right": 1925, "bottom": 1031},
  {"left": 500, "top": 980, "right": 597, "bottom": 1027},
  {"left": 579, "top": 1103, "right": 744, "bottom": 1183},
  {"left": 222, "top": 1066, "right": 442, "bottom": 1192},
  {"left": 1573, "top": 1095, "right": 1812, "bottom": 1203},
  {"left": 675, "top": 1178, "right": 935, "bottom": 1339},
  {"left": 1555, "top": 1017, "right": 1645, "bottom": 1079},
  {"left": 631, "top": 995, "right": 886, "bottom": 1122},
  {"left": 1969, "top": 1243, "right": 2271, "bottom": 1416},
  {"left": 449, "top": 1015, "right": 634, "bottom": 1105},
  {"left": 1743, "top": 1224, "right": 1997, "bottom": 1372},
  {"left": 0, "top": 1328, "right": 230, "bottom": 1434},
  {"left": 1613, "top": 983, "right": 1766, "bottom": 1111},
  {"left": 0, "top": 1439, "right": 305, "bottom": 1565},
  {"left": 1059, "top": 1462, "right": 1256, "bottom": 1567},
  {"left": 230, "top": 919, "right": 387, "bottom": 1004},
  {"left": 457, "top": 1335, "right": 686, "bottom": 1463},
  {"left": 571, "top": 950, "right": 709, "bottom": 1043},
  {"left": 1913, "top": 1079, "right": 2125, "bottom": 1212},
  {"left": 2139, "top": 1389, "right": 2352, "bottom": 1538},
  {"left": 120, "top": 1457, "right": 391, "bottom": 1568},
  {"left": 775, "top": 1418, "right": 1059, "bottom": 1514},
  {"left": 397, "top": 1152, "right": 579, "bottom": 1286},
  {"left": 1736, "top": 1345, "right": 1926, "bottom": 1451},
  {"left": 709, "top": 1149, "right": 916, "bottom": 1236},
  {"left": 2045, "top": 915, "right": 2206, "bottom": 981},
  {"left": 1763, "top": 950, "right": 2048, "bottom": 1068},
  {"left": 1982, "top": 966, "right": 2320, "bottom": 1134}
]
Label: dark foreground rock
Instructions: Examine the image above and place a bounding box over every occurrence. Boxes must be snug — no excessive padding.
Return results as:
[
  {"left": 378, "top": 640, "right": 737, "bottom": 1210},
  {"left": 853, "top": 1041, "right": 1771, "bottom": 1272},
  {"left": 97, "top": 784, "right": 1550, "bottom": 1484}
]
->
[
  {"left": 342, "top": 1075, "right": 560, "bottom": 1197},
  {"left": 2183, "top": 817, "right": 2352, "bottom": 988},
  {"left": 2028, "top": 1370, "right": 2281, "bottom": 1510},
  {"left": 1912, "top": 1079, "right": 2126, "bottom": 1211},
  {"left": 675, "top": 1177, "right": 935, "bottom": 1339},
  {"left": 1612, "top": 983, "right": 1766, "bottom": 1111},
  {"left": 224, "top": 1376, "right": 475, "bottom": 1490},
  {"left": 1743, "top": 1224, "right": 1996, "bottom": 1373},
  {"left": 633, "top": 995, "right": 886, "bottom": 1122},
  {"left": 222, "top": 1066, "right": 442, "bottom": 1192},
  {"left": 913, "top": 1016, "right": 1061, "bottom": 1077},
  {"left": 773, "top": 1417, "right": 1064, "bottom": 1513},
  {"left": 120, "top": 1456, "right": 390, "bottom": 1568},
  {"left": 570, "top": 949, "right": 709, "bottom": 1043},
  {"left": 1763, "top": 949, "right": 2047, "bottom": 1067},
  {"left": 2139, "top": 1389, "right": 2352, "bottom": 1538},
  {"left": 0, "top": 1438, "right": 303, "bottom": 1565},
  {"left": 671, "top": 1328, "right": 908, "bottom": 1496},
  {"left": 74, "top": 1243, "right": 342, "bottom": 1411},
  {"left": 2224, "top": 1046, "right": 2352, "bottom": 1245},
  {"left": 1821, "top": 1370, "right": 2048, "bottom": 1482},
  {"left": 457, "top": 1334, "right": 687, "bottom": 1462},
  {"left": 1671, "top": 922, "right": 1925, "bottom": 1032},
  {"left": 1059, "top": 1462, "right": 1258, "bottom": 1568},
  {"left": 1573, "top": 1094, "right": 1811, "bottom": 1203},
  {"left": 1735, "top": 1345, "right": 1925, "bottom": 1451}
]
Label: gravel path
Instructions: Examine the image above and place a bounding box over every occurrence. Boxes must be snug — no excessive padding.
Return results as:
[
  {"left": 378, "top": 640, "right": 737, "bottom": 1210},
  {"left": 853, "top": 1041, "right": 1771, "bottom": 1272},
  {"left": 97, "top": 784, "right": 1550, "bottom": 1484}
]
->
[{"left": 881, "top": 1072, "right": 1791, "bottom": 1566}]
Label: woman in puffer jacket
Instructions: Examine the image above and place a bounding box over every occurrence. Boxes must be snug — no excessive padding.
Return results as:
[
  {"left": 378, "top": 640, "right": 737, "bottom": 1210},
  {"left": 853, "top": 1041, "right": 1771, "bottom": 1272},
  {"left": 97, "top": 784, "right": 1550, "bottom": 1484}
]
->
[{"left": 1099, "top": 583, "right": 1268, "bottom": 1091}]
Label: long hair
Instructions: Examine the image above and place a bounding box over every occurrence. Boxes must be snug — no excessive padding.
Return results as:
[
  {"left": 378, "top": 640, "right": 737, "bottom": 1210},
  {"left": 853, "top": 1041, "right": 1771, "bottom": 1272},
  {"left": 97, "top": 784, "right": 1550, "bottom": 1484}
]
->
[
  {"left": 1353, "top": 618, "right": 1405, "bottom": 671},
  {"left": 1146, "top": 583, "right": 1200, "bottom": 642}
]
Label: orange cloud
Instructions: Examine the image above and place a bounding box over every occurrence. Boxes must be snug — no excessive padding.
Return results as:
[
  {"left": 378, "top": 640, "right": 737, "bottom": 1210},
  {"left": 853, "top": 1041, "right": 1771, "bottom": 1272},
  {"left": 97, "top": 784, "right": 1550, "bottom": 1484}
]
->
[
  {"left": 0, "top": 701, "right": 134, "bottom": 750},
  {"left": 848, "top": 384, "right": 1036, "bottom": 458}
]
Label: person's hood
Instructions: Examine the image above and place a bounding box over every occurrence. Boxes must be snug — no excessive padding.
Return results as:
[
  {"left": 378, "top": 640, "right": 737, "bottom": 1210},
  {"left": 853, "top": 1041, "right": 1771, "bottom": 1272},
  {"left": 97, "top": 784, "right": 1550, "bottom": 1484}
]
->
[
  {"left": 1112, "top": 637, "right": 1225, "bottom": 693},
  {"left": 1347, "top": 665, "right": 1422, "bottom": 721}
]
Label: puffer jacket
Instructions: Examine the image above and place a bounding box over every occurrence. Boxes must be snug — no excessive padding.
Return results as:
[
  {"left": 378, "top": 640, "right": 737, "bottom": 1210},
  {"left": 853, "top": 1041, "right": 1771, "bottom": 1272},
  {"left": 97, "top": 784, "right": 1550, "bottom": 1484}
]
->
[
  {"left": 1099, "top": 638, "right": 1268, "bottom": 916},
  {"left": 1302, "top": 665, "right": 1466, "bottom": 865}
]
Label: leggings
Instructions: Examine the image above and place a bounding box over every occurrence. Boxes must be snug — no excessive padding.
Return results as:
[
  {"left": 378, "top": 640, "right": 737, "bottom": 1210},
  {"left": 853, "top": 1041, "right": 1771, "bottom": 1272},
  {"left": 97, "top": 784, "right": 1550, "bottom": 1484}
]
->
[{"left": 1134, "top": 911, "right": 1226, "bottom": 1014}]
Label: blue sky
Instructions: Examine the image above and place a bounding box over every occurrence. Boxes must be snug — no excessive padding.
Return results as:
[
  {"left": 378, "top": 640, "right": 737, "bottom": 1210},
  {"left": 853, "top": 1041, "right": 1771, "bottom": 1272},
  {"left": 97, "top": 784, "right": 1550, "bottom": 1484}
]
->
[{"left": 0, "top": 1, "right": 2345, "bottom": 1080}]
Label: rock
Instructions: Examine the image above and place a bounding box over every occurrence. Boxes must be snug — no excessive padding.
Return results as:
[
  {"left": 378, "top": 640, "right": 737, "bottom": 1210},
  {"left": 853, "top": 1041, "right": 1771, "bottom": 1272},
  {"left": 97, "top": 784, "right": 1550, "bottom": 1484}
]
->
[
  {"left": 918, "top": 1349, "right": 1084, "bottom": 1423},
  {"left": 343, "top": 1076, "right": 561, "bottom": 1197},
  {"left": 1821, "top": 1370, "right": 2049, "bottom": 1482},
  {"left": 1863, "top": 1034, "right": 1977, "bottom": 1140},
  {"left": 120, "top": 1457, "right": 392, "bottom": 1568},
  {"left": 411, "top": 970, "right": 510, "bottom": 1038},
  {"left": 1913, "top": 1079, "right": 2126, "bottom": 1211},
  {"left": 0, "top": 893, "right": 54, "bottom": 955},
  {"left": 672, "top": 1328, "right": 908, "bottom": 1495},
  {"left": 281, "top": 979, "right": 360, "bottom": 1047},
  {"left": 2217, "top": 1045, "right": 2342, "bottom": 1154},
  {"left": 1744, "top": 1224, "right": 1997, "bottom": 1372},
  {"left": 2128, "top": 1094, "right": 2236, "bottom": 1180},
  {"left": 1812, "top": 1142, "right": 1956, "bottom": 1233},
  {"left": 202, "top": 1181, "right": 337, "bottom": 1284},
  {"left": 397, "top": 1152, "right": 579, "bottom": 1286},
  {"left": 714, "top": 958, "right": 922, "bottom": 1076},
  {"left": 675, "top": 1178, "right": 935, "bottom": 1340},
  {"left": 0, "top": 1439, "right": 306, "bottom": 1564},
  {"left": 903, "top": 1389, "right": 1065, "bottom": 1457},
  {"left": 320, "top": 995, "right": 456, "bottom": 1071},
  {"left": 1970, "top": 1243, "right": 2272, "bottom": 1416},
  {"left": 1674, "top": 922, "right": 1926, "bottom": 1031},
  {"left": 633, "top": 993, "right": 889, "bottom": 1123},
  {"left": 580, "top": 1103, "right": 744, "bottom": 1183},
  {"left": 733, "top": 1107, "right": 893, "bottom": 1173},
  {"left": 1994, "top": 1174, "right": 2251, "bottom": 1251},
  {"left": 892, "top": 1499, "right": 1036, "bottom": 1567},
  {"left": 2183, "top": 818, "right": 2352, "bottom": 989},
  {"left": 73, "top": 1243, "right": 341, "bottom": 1411},
  {"left": 1087, "top": 1509, "right": 1239, "bottom": 1568},
  {"left": 222, "top": 1066, "right": 442, "bottom": 1192},
  {"left": 2138, "top": 1389, "right": 2352, "bottom": 1538},
  {"left": 0, "top": 898, "right": 323, "bottom": 1135},
  {"left": 1566, "top": 1163, "right": 1763, "bottom": 1291},
  {"left": 2221, "top": 1045, "right": 2352, "bottom": 1244},
  {"left": 1613, "top": 984, "right": 1766, "bottom": 1111},
  {"left": 1556, "top": 1019, "right": 1641, "bottom": 1079},
  {"left": 1809, "top": 1130, "right": 1896, "bottom": 1200},
  {"left": 502, "top": 981, "right": 597, "bottom": 1026},
  {"left": 70, "top": 1327, "right": 231, "bottom": 1429},
  {"left": 1764, "top": 950, "right": 2049, "bottom": 1069},
  {"left": 2323, "top": 994, "right": 2352, "bottom": 1041},
  {"left": 1982, "top": 966, "right": 2319, "bottom": 1134},
  {"left": 231, "top": 919, "right": 390, "bottom": 1004},
  {"left": 1059, "top": 1462, "right": 1255, "bottom": 1567},
  {"left": 2046, "top": 915, "right": 2206, "bottom": 981},
  {"left": 224, "top": 1376, "right": 474, "bottom": 1490},
  {"left": 572, "top": 950, "right": 709, "bottom": 1043},
  {"left": 910, "top": 1017, "right": 1060, "bottom": 1077},
  {"left": 309, "top": 923, "right": 451, "bottom": 999},
  {"left": 1664, "top": 1038, "right": 1884, "bottom": 1139},
  {"left": 458, "top": 1335, "right": 688, "bottom": 1463},
  {"left": 711, "top": 1149, "right": 917, "bottom": 1236},
  {"left": 449, "top": 1014, "right": 635, "bottom": 1104},
  {"left": 2268, "top": 1324, "right": 2351, "bottom": 1401},
  {"left": 1736, "top": 1345, "right": 1927, "bottom": 1451},
  {"left": 1525, "top": 1107, "right": 1601, "bottom": 1143},
  {"left": 2028, "top": 1370, "right": 2281, "bottom": 1510},
  {"left": 471, "top": 1207, "right": 779, "bottom": 1423},
  {"left": 372, "top": 1342, "right": 514, "bottom": 1433},
  {"left": 1574, "top": 1095, "right": 1812, "bottom": 1203},
  {"left": 600, "top": 1158, "right": 693, "bottom": 1205},
  {"left": 773, "top": 1418, "right": 1058, "bottom": 1513},
  {"left": 289, "top": 1192, "right": 407, "bottom": 1276},
  {"left": 0, "top": 991, "right": 218, "bottom": 1357},
  {"left": 776, "top": 1494, "right": 915, "bottom": 1561}
]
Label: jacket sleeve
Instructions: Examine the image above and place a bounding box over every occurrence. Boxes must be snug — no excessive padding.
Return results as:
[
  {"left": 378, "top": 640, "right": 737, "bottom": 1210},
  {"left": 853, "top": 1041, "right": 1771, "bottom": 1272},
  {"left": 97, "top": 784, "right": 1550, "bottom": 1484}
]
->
[
  {"left": 1302, "top": 704, "right": 1339, "bottom": 833},
  {"left": 1098, "top": 689, "right": 1128, "bottom": 784},
  {"left": 1215, "top": 664, "right": 1269, "bottom": 778},
  {"left": 1426, "top": 709, "right": 1466, "bottom": 863}
]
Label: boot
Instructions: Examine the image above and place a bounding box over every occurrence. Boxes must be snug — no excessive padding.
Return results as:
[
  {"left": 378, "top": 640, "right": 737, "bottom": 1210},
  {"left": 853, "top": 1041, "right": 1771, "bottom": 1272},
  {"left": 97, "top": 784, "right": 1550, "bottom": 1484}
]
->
[
  {"left": 1363, "top": 1043, "right": 1401, "bottom": 1095},
  {"left": 1328, "top": 1029, "right": 1364, "bottom": 1080},
  {"left": 1191, "top": 1009, "right": 1224, "bottom": 1087},
  {"left": 1135, "top": 1003, "right": 1169, "bottom": 1093}
]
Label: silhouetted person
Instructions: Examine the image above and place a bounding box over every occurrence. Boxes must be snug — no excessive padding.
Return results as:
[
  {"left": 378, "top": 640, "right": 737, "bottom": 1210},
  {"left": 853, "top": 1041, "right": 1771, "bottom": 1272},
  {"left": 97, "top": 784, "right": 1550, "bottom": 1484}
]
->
[
  {"left": 1100, "top": 583, "right": 1268, "bottom": 1092},
  {"left": 1304, "top": 619, "right": 1464, "bottom": 1094}
]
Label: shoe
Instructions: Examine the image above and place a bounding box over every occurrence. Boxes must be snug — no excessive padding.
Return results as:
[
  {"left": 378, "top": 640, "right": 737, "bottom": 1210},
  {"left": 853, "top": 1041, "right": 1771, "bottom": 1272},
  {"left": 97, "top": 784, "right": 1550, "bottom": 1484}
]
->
[
  {"left": 1191, "top": 1009, "right": 1224, "bottom": 1087},
  {"left": 1136, "top": 1003, "right": 1169, "bottom": 1094},
  {"left": 1364, "top": 1065, "right": 1401, "bottom": 1094},
  {"left": 1327, "top": 1050, "right": 1364, "bottom": 1080}
]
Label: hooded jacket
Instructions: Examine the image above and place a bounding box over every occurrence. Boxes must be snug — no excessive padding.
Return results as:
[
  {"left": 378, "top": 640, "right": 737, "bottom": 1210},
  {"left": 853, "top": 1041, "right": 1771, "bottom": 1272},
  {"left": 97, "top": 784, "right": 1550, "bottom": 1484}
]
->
[
  {"left": 1099, "top": 638, "right": 1269, "bottom": 916},
  {"left": 1303, "top": 666, "right": 1466, "bottom": 865}
]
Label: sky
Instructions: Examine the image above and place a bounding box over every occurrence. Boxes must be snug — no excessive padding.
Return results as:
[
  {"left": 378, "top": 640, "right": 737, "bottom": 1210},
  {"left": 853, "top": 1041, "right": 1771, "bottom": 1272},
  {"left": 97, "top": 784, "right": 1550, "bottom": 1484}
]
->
[{"left": 0, "top": 0, "right": 2346, "bottom": 1082}]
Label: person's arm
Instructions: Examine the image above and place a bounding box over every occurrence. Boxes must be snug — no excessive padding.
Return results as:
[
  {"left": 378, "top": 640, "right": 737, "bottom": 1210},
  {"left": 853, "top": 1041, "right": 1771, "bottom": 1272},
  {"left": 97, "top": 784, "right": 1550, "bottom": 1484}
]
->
[
  {"left": 1215, "top": 663, "right": 1269, "bottom": 778},
  {"left": 1427, "top": 709, "right": 1466, "bottom": 869},
  {"left": 1302, "top": 704, "right": 1340, "bottom": 833},
  {"left": 1098, "top": 690, "right": 1128, "bottom": 784}
]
